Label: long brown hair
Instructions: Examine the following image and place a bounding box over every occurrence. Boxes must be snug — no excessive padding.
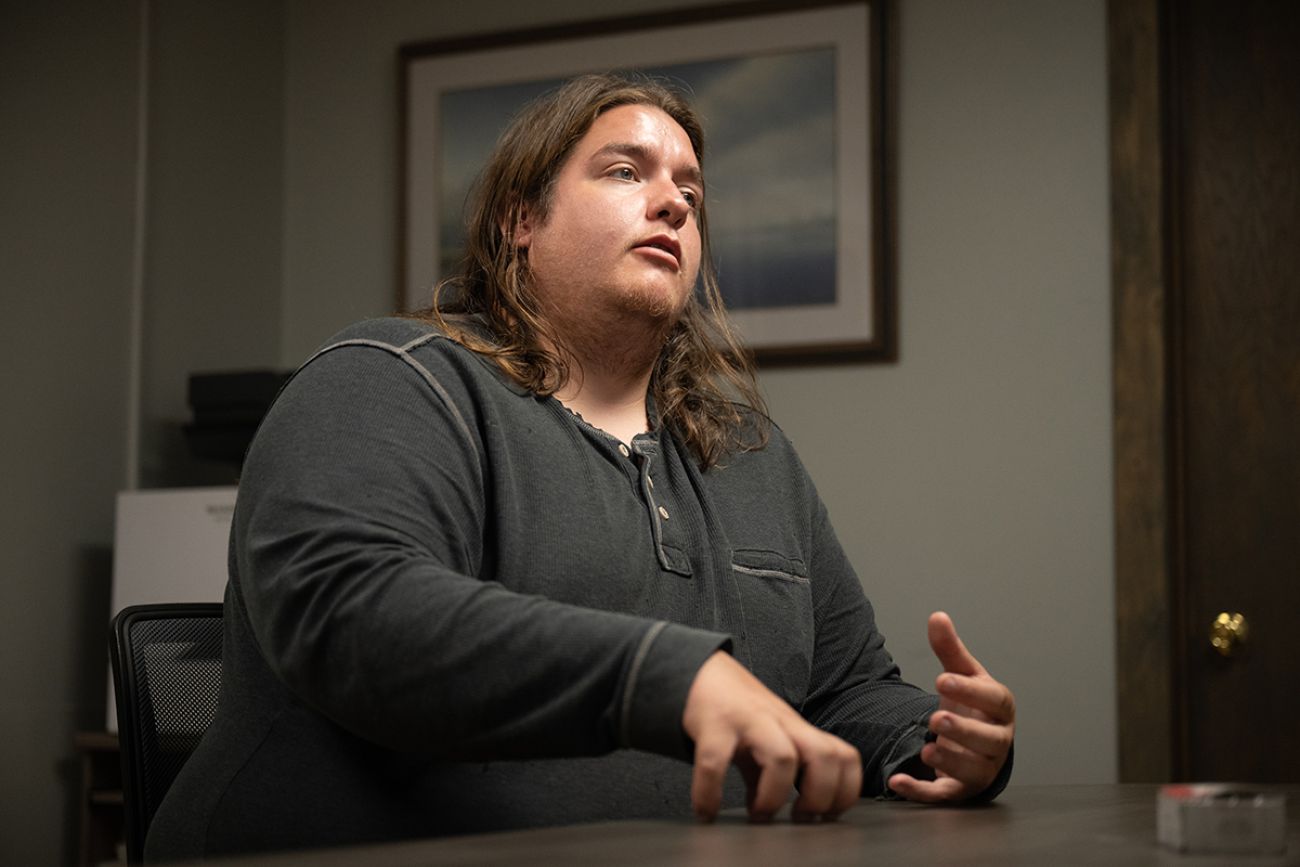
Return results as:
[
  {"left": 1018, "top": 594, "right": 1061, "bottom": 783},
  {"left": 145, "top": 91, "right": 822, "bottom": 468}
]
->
[{"left": 419, "top": 72, "right": 768, "bottom": 468}]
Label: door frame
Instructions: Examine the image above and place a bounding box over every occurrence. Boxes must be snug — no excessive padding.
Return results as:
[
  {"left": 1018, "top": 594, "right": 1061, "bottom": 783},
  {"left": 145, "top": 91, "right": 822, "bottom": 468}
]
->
[{"left": 1109, "top": 0, "right": 1188, "bottom": 782}]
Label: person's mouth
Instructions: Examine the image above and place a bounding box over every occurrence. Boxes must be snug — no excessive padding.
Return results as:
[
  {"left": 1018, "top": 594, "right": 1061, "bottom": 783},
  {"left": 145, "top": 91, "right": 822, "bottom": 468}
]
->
[{"left": 634, "top": 234, "right": 681, "bottom": 269}]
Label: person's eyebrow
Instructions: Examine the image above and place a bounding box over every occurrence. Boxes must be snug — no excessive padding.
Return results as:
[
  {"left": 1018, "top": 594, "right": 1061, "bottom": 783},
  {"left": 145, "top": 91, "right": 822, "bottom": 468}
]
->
[{"left": 589, "top": 142, "right": 705, "bottom": 192}]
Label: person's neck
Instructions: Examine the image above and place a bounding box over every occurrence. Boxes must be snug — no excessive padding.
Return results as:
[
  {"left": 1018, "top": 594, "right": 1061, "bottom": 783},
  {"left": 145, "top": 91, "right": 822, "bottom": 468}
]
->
[
  {"left": 544, "top": 304, "right": 673, "bottom": 444},
  {"left": 555, "top": 361, "right": 653, "bottom": 446}
]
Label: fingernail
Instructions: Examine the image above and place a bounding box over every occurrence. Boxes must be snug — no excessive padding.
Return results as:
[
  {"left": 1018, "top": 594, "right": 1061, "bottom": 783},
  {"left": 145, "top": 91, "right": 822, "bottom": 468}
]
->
[{"left": 938, "top": 716, "right": 953, "bottom": 732}]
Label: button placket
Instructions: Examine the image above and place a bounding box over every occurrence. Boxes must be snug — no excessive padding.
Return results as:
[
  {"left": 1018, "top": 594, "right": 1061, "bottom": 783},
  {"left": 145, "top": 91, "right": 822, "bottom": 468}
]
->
[
  {"left": 631, "top": 439, "right": 690, "bottom": 576},
  {"left": 633, "top": 448, "right": 658, "bottom": 514}
]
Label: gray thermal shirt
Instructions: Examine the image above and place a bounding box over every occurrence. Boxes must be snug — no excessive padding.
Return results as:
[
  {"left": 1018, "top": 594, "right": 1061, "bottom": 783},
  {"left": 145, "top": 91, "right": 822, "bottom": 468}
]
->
[{"left": 146, "top": 316, "right": 976, "bottom": 860}]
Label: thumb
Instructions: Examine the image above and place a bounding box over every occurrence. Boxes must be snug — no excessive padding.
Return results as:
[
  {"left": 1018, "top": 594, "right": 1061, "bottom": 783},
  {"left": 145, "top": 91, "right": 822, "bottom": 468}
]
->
[{"left": 928, "top": 611, "right": 984, "bottom": 676}]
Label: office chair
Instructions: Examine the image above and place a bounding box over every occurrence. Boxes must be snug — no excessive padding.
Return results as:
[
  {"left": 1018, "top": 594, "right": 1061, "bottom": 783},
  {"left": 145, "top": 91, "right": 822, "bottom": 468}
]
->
[{"left": 109, "top": 603, "right": 223, "bottom": 865}]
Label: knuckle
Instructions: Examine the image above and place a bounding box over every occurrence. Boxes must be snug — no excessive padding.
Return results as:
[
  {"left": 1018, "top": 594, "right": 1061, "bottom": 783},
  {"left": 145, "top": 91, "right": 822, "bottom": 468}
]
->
[
  {"left": 816, "top": 738, "right": 847, "bottom": 764},
  {"left": 811, "top": 743, "right": 840, "bottom": 766},
  {"left": 694, "top": 745, "right": 730, "bottom": 772},
  {"left": 769, "top": 747, "right": 798, "bottom": 770}
]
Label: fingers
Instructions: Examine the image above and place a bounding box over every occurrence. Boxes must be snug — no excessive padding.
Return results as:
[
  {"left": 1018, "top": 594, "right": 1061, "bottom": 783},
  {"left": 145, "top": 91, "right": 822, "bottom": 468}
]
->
[
  {"left": 911, "top": 689, "right": 1014, "bottom": 803},
  {"left": 929, "top": 710, "right": 1014, "bottom": 761},
  {"left": 690, "top": 727, "right": 738, "bottom": 821},
  {"left": 694, "top": 732, "right": 821, "bottom": 822},
  {"left": 887, "top": 732, "right": 998, "bottom": 805},
  {"left": 892, "top": 615, "right": 1016, "bottom": 804},
  {"left": 788, "top": 730, "right": 862, "bottom": 822},
  {"left": 903, "top": 733, "right": 1008, "bottom": 803},
  {"left": 698, "top": 715, "right": 858, "bottom": 823},
  {"left": 936, "top": 672, "right": 1016, "bottom": 724},
  {"left": 745, "top": 718, "right": 800, "bottom": 820},
  {"left": 920, "top": 735, "right": 999, "bottom": 791},
  {"left": 683, "top": 652, "right": 862, "bottom": 824},
  {"left": 927, "top": 611, "right": 985, "bottom": 677},
  {"left": 887, "top": 772, "right": 967, "bottom": 804}
]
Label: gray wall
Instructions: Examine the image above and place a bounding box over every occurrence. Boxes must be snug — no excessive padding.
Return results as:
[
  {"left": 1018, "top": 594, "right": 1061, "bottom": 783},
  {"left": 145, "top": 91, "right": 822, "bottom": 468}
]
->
[
  {"left": 1, "top": 3, "right": 136, "bottom": 864},
  {"left": 0, "top": 0, "right": 1113, "bottom": 861},
  {"left": 136, "top": 0, "right": 285, "bottom": 488},
  {"left": 0, "top": 0, "right": 283, "bottom": 862}
]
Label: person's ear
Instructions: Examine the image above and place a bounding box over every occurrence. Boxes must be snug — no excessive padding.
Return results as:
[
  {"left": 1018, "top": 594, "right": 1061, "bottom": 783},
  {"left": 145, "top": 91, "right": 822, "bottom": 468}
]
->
[{"left": 505, "top": 203, "right": 534, "bottom": 249}]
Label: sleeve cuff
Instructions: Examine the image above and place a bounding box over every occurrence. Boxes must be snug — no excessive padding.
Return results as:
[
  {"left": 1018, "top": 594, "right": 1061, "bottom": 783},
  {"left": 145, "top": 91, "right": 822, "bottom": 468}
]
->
[
  {"left": 878, "top": 720, "right": 1016, "bottom": 804},
  {"left": 876, "top": 712, "right": 938, "bottom": 799},
  {"left": 967, "top": 741, "right": 1014, "bottom": 803},
  {"left": 618, "top": 621, "right": 732, "bottom": 761}
]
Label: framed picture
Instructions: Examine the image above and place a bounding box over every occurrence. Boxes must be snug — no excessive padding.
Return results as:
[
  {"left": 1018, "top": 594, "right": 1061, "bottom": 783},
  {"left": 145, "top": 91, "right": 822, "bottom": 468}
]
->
[{"left": 400, "top": 0, "right": 896, "bottom": 362}]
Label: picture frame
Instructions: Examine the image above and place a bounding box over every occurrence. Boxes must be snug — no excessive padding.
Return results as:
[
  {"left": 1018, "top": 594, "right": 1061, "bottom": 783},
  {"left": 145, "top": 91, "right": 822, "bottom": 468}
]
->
[{"left": 399, "top": 0, "right": 896, "bottom": 362}]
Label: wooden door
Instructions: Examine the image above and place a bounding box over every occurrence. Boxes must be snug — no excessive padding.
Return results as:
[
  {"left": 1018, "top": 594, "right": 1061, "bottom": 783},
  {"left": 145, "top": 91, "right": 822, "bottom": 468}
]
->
[{"left": 1111, "top": 0, "right": 1300, "bottom": 782}]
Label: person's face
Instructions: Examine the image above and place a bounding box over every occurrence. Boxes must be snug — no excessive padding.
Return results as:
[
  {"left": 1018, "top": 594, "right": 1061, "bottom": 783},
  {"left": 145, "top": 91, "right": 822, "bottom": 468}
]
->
[{"left": 515, "top": 104, "right": 704, "bottom": 334}]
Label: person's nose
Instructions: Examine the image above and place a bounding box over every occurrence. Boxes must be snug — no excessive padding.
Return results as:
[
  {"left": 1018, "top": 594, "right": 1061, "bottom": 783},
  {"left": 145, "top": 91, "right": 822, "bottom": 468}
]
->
[{"left": 648, "top": 177, "right": 691, "bottom": 229}]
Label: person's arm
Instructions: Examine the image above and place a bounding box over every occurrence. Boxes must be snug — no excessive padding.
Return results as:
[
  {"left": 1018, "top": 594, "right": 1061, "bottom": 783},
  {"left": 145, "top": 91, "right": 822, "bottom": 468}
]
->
[
  {"left": 232, "top": 339, "right": 726, "bottom": 762},
  {"left": 886, "top": 612, "right": 1016, "bottom": 803},
  {"left": 798, "top": 498, "right": 1014, "bottom": 802}
]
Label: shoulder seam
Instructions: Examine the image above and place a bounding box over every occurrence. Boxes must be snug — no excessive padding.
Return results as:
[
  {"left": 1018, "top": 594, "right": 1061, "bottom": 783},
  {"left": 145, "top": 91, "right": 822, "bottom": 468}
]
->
[{"left": 301, "top": 336, "right": 479, "bottom": 465}]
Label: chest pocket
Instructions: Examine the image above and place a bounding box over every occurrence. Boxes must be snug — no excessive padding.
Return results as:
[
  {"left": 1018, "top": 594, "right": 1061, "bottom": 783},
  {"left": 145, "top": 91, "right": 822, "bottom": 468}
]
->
[{"left": 731, "top": 548, "right": 814, "bottom": 705}]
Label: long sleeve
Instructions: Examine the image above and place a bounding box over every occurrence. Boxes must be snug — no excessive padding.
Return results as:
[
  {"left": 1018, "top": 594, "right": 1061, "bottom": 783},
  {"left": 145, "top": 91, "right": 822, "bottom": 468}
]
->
[
  {"left": 231, "top": 335, "right": 726, "bottom": 761},
  {"left": 798, "top": 493, "right": 1013, "bottom": 800},
  {"left": 793, "top": 495, "right": 940, "bottom": 795}
]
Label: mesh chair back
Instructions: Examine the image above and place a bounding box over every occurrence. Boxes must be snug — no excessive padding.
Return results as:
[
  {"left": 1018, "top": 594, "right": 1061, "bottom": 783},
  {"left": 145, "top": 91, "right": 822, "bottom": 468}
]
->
[{"left": 109, "top": 603, "right": 223, "bottom": 865}]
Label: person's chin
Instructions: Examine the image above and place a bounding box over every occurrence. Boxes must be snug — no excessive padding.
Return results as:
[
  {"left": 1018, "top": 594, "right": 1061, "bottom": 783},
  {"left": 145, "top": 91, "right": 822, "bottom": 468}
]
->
[
  {"left": 617, "top": 279, "right": 689, "bottom": 323},
  {"left": 636, "top": 296, "right": 689, "bottom": 331}
]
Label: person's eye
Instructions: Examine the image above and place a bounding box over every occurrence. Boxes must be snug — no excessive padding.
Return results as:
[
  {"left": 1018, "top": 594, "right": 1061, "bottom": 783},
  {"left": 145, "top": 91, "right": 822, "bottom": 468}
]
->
[
  {"left": 610, "top": 166, "right": 637, "bottom": 181},
  {"left": 682, "top": 189, "right": 701, "bottom": 209}
]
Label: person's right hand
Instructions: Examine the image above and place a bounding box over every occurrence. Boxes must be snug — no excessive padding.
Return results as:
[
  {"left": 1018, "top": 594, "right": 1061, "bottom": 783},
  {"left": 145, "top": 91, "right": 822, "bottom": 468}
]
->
[{"left": 682, "top": 651, "right": 862, "bottom": 823}]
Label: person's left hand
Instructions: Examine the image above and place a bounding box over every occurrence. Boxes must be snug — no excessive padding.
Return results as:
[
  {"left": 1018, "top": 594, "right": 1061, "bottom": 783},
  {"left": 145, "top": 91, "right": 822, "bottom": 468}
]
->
[{"left": 887, "top": 611, "right": 1015, "bottom": 803}]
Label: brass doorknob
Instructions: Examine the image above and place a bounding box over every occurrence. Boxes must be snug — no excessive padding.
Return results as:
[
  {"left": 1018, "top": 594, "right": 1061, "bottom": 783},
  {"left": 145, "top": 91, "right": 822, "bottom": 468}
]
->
[{"left": 1209, "top": 612, "right": 1248, "bottom": 657}]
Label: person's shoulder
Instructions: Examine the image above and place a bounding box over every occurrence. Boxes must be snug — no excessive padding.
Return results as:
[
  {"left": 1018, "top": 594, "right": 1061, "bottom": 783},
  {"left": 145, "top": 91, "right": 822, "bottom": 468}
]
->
[
  {"left": 732, "top": 403, "right": 795, "bottom": 455},
  {"left": 303, "top": 315, "right": 523, "bottom": 398},
  {"left": 311, "top": 315, "right": 445, "bottom": 353},
  {"left": 305, "top": 316, "right": 490, "bottom": 371}
]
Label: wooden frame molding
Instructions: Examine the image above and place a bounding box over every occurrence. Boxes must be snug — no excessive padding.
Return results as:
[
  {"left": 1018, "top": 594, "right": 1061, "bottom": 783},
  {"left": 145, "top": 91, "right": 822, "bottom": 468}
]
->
[{"left": 1108, "top": 0, "right": 1178, "bottom": 782}]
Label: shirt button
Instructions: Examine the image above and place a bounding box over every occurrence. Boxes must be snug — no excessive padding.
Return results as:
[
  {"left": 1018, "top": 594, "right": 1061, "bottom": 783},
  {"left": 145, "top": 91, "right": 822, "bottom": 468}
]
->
[
  {"left": 618, "top": 443, "right": 630, "bottom": 457},
  {"left": 647, "top": 476, "right": 655, "bottom": 490},
  {"left": 658, "top": 505, "right": 670, "bottom": 520}
]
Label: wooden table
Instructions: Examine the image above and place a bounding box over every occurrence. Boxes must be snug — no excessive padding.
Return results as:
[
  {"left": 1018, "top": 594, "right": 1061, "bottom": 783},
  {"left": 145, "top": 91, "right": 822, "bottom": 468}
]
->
[{"left": 202, "top": 785, "right": 1299, "bottom": 866}]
